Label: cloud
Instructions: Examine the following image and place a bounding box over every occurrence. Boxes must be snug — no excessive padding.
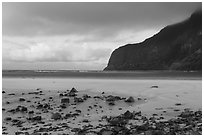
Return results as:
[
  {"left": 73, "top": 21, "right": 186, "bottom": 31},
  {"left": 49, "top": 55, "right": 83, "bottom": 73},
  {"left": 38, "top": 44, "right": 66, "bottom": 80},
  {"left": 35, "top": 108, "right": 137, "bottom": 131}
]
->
[
  {"left": 3, "top": 37, "right": 112, "bottom": 63},
  {"left": 3, "top": 2, "right": 201, "bottom": 37}
]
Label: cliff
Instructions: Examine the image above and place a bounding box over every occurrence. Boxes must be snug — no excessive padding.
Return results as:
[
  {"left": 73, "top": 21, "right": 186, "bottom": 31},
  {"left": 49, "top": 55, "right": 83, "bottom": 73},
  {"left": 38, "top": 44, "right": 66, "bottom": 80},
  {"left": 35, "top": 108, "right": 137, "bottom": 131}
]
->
[{"left": 104, "top": 11, "right": 202, "bottom": 71}]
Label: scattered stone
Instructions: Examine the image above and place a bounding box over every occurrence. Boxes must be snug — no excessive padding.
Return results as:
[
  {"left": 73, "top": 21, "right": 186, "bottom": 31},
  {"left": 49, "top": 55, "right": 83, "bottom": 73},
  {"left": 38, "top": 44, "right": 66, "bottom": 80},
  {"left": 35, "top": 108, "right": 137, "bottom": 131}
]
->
[
  {"left": 16, "top": 105, "right": 28, "bottom": 112},
  {"left": 61, "top": 98, "right": 70, "bottom": 103},
  {"left": 76, "top": 109, "right": 82, "bottom": 113},
  {"left": 15, "top": 131, "right": 25, "bottom": 135},
  {"left": 175, "top": 103, "right": 182, "bottom": 106},
  {"left": 68, "top": 92, "right": 77, "bottom": 97},
  {"left": 151, "top": 86, "right": 159, "bottom": 88},
  {"left": 82, "top": 119, "right": 89, "bottom": 123},
  {"left": 83, "top": 94, "right": 91, "bottom": 100},
  {"left": 32, "top": 116, "right": 42, "bottom": 121},
  {"left": 60, "top": 104, "right": 67, "bottom": 109},
  {"left": 70, "top": 87, "right": 78, "bottom": 93},
  {"left": 123, "top": 110, "right": 134, "bottom": 119},
  {"left": 28, "top": 91, "right": 40, "bottom": 95},
  {"left": 64, "top": 114, "right": 72, "bottom": 119},
  {"left": 59, "top": 93, "right": 64, "bottom": 97},
  {"left": 8, "top": 93, "right": 15, "bottom": 95},
  {"left": 19, "top": 98, "right": 26, "bottom": 102},
  {"left": 74, "top": 97, "right": 84, "bottom": 103},
  {"left": 51, "top": 112, "right": 62, "bottom": 120},
  {"left": 125, "top": 96, "right": 135, "bottom": 103},
  {"left": 28, "top": 110, "right": 34, "bottom": 114},
  {"left": 6, "top": 101, "right": 10, "bottom": 104},
  {"left": 152, "top": 113, "right": 158, "bottom": 116},
  {"left": 174, "top": 109, "right": 180, "bottom": 112},
  {"left": 4, "top": 117, "right": 12, "bottom": 121},
  {"left": 108, "top": 101, "right": 115, "bottom": 106}
]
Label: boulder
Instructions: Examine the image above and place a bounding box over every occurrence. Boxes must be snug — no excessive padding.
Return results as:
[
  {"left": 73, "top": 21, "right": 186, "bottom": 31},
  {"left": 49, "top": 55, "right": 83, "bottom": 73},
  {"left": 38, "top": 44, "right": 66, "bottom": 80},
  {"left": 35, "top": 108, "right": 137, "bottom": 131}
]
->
[
  {"left": 51, "top": 112, "right": 62, "bottom": 120},
  {"left": 106, "top": 95, "right": 115, "bottom": 102},
  {"left": 108, "top": 101, "right": 115, "bottom": 106},
  {"left": 16, "top": 106, "right": 27, "bottom": 112},
  {"left": 59, "top": 93, "right": 64, "bottom": 97},
  {"left": 60, "top": 104, "right": 67, "bottom": 109},
  {"left": 68, "top": 92, "right": 77, "bottom": 97},
  {"left": 123, "top": 110, "right": 134, "bottom": 119},
  {"left": 64, "top": 114, "right": 72, "bottom": 119},
  {"left": 32, "top": 116, "right": 42, "bottom": 121},
  {"left": 83, "top": 94, "right": 91, "bottom": 100},
  {"left": 19, "top": 98, "right": 26, "bottom": 102},
  {"left": 61, "top": 98, "right": 70, "bottom": 103},
  {"left": 125, "top": 96, "right": 135, "bottom": 103},
  {"left": 151, "top": 86, "right": 158, "bottom": 88},
  {"left": 28, "top": 111, "right": 34, "bottom": 114},
  {"left": 74, "top": 97, "right": 84, "bottom": 103},
  {"left": 4, "top": 117, "right": 12, "bottom": 121},
  {"left": 82, "top": 119, "right": 89, "bottom": 123},
  {"left": 70, "top": 87, "right": 78, "bottom": 93}
]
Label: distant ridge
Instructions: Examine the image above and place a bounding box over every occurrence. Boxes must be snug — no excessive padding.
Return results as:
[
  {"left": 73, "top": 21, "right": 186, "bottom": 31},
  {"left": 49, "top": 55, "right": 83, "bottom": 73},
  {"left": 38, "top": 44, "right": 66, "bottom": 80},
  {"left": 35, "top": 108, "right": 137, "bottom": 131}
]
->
[{"left": 104, "top": 11, "right": 202, "bottom": 71}]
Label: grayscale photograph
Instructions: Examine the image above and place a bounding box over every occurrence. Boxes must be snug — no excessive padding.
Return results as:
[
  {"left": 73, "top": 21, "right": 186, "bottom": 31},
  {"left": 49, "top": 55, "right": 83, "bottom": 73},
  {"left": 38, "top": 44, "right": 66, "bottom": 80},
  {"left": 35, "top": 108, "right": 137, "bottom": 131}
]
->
[{"left": 2, "top": 2, "right": 202, "bottom": 135}]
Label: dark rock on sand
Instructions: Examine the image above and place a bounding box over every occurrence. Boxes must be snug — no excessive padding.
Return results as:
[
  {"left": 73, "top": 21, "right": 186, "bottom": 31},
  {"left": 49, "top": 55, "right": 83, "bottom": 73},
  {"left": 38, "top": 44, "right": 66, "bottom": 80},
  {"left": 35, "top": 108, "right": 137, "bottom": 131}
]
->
[
  {"left": 4, "top": 117, "right": 12, "bottom": 121},
  {"left": 32, "top": 116, "right": 42, "bottom": 121},
  {"left": 51, "top": 112, "right": 62, "bottom": 120},
  {"left": 59, "top": 93, "right": 64, "bottom": 97},
  {"left": 151, "top": 86, "right": 159, "bottom": 88},
  {"left": 16, "top": 105, "right": 28, "bottom": 112},
  {"left": 74, "top": 97, "right": 84, "bottom": 103},
  {"left": 15, "top": 131, "right": 26, "bottom": 135},
  {"left": 125, "top": 96, "right": 135, "bottom": 103},
  {"left": 107, "top": 116, "right": 128, "bottom": 126},
  {"left": 70, "top": 87, "right": 78, "bottom": 93},
  {"left": 68, "top": 92, "right": 77, "bottom": 97},
  {"left": 108, "top": 101, "right": 115, "bottom": 106},
  {"left": 106, "top": 95, "right": 122, "bottom": 102},
  {"left": 19, "top": 98, "right": 26, "bottom": 102},
  {"left": 60, "top": 104, "right": 67, "bottom": 109},
  {"left": 8, "top": 93, "right": 15, "bottom": 95},
  {"left": 12, "top": 119, "right": 24, "bottom": 127},
  {"left": 82, "top": 119, "right": 89, "bottom": 123},
  {"left": 61, "top": 98, "right": 70, "bottom": 103},
  {"left": 76, "top": 109, "right": 82, "bottom": 113},
  {"left": 64, "top": 114, "right": 72, "bottom": 119},
  {"left": 28, "top": 110, "right": 34, "bottom": 114},
  {"left": 37, "top": 103, "right": 51, "bottom": 110},
  {"left": 2, "top": 91, "right": 6, "bottom": 93},
  {"left": 83, "top": 94, "right": 91, "bottom": 100},
  {"left": 175, "top": 103, "right": 182, "bottom": 106},
  {"left": 123, "top": 110, "right": 134, "bottom": 119},
  {"left": 28, "top": 91, "right": 40, "bottom": 95}
]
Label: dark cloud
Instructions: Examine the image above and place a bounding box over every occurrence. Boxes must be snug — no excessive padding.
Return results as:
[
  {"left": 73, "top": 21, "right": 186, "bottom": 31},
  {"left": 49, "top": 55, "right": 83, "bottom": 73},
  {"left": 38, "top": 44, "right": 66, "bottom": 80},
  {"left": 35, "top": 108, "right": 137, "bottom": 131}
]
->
[{"left": 3, "top": 2, "right": 201, "bottom": 37}]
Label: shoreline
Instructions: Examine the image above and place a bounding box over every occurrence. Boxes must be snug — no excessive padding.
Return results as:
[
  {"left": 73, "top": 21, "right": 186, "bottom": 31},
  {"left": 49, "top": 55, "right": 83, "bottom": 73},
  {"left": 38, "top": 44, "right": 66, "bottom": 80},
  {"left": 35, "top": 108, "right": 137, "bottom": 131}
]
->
[{"left": 2, "top": 70, "right": 202, "bottom": 80}]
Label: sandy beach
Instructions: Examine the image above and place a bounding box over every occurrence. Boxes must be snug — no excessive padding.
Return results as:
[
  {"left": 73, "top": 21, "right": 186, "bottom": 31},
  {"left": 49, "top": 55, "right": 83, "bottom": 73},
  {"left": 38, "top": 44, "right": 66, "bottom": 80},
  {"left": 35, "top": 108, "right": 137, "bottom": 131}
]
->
[{"left": 2, "top": 78, "right": 202, "bottom": 135}]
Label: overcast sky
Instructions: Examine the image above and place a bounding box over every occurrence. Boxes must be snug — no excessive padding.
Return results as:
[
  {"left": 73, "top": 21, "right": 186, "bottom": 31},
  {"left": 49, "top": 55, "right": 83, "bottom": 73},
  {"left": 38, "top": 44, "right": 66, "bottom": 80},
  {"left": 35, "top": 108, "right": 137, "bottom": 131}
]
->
[{"left": 2, "top": 2, "right": 201, "bottom": 70}]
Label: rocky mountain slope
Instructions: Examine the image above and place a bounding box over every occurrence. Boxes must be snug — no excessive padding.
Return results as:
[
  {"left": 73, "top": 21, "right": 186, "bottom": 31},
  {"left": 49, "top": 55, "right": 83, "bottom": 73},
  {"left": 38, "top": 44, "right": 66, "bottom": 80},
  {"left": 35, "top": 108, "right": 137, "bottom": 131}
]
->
[{"left": 104, "top": 11, "right": 202, "bottom": 71}]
